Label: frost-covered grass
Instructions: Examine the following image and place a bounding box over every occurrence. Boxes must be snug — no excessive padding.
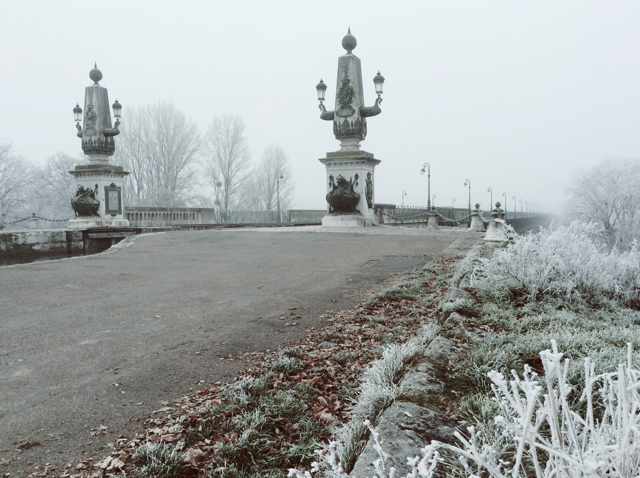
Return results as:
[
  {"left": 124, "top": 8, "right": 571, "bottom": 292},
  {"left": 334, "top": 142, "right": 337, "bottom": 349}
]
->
[
  {"left": 331, "top": 322, "right": 441, "bottom": 472},
  {"left": 292, "top": 223, "right": 640, "bottom": 477},
  {"left": 113, "top": 443, "right": 184, "bottom": 478},
  {"left": 472, "top": 221, "right": 640, "bottom": 306},
  {"left": 290, "top": 343, "right": 640, "bottom": 478}
]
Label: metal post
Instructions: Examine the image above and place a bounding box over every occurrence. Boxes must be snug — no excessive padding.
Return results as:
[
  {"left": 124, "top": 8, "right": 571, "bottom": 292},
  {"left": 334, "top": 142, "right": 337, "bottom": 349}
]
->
[
  {"left": 421, "top": 163, "right": 431, "bottom": 210},
  {"left": 276, "top": 170, "right": 284, "bottom": 223},
  {"left": 502, "top": 192, "right": 507, "bottom": 219},
  {"left": 512, "top": 196, "right": 517, "bottom": 219},
  {"left": 464, "top": 178, "right": 471, "bottom": 217},
  {"left": 487, "top": 187, "right": 492, "bottom": 211},
  {"left": 277, "top": 175, "right": 281, "bottom": 223}
]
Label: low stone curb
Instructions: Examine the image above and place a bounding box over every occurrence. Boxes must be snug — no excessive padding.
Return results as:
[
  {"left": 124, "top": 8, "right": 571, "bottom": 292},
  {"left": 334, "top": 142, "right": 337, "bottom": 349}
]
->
[{"left": 350, "top": 272, "right": 478, "bottom": 476}]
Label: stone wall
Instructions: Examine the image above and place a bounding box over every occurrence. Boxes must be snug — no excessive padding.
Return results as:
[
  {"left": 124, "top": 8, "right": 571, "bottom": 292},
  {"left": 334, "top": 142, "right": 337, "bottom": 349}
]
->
[
  {"left": 287, "top": 210, "right": 325, "bottom": 223},
  {"left": 0, "top": 229, "right": 83, "bottom": 256}
]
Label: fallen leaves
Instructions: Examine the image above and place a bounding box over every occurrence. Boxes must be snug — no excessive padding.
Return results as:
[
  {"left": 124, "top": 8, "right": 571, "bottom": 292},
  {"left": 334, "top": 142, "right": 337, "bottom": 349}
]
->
[{"left": 82, "top": 256, "right": 461, "bottom": 477}]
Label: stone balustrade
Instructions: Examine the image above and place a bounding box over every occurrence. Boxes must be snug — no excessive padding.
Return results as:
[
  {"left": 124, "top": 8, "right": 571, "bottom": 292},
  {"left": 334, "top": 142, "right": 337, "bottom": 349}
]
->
[{"left": 125, "top": 207, "right": 216, "bottom": 227}]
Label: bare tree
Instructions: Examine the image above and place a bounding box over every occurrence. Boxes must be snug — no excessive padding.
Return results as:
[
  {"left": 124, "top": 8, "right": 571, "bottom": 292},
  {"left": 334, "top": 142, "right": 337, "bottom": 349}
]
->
[
  {"left": 243, "top": 144, "right": 294, "bottom": 214},
  {"left": 31, "top": 152, "right": 81, "bottom": 221},
  {"left": 203, "top": 114, "right": 251, "bottom": 210},
  {"left": 566, "top": 158, "right": 640, "bottom": 248},
  {"left": 0, "top": 140, "right": 33, "bottom": 229},
  {"left": 113, "top": 102, "right": 201, "bottom": 207}
]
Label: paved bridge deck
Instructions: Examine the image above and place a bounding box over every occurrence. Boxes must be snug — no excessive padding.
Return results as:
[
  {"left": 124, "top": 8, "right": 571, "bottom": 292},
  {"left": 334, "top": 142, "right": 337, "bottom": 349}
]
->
[{"left": 0, "top": 226, "right": 481, "bottom": 475}]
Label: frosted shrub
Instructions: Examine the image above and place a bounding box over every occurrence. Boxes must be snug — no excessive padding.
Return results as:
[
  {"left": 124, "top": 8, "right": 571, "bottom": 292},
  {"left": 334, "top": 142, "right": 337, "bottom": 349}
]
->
[
  {"left": 440, "top": 339, "right": 640, "bottom": 477},
  {"left": 473, "top": 221, "right": 640, "bottom": 305},
  {"left": 290, "top": 340, "right": 640, "bottom": 478}
]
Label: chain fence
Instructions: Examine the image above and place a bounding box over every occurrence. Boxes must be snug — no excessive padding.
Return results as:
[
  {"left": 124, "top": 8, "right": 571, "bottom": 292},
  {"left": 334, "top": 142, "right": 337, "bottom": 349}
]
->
[
  {"left": 379, "top": 207, "right": 484, "bottom": 226},
  {"left": 0, "top": 214, "right": 70, "bottom": 230}
]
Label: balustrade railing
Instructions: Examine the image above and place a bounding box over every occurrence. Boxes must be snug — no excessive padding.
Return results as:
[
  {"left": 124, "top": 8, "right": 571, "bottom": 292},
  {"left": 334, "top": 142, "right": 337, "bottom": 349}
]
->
[{"left": 126, "top": 207, "right": 216, "bottom": 227}]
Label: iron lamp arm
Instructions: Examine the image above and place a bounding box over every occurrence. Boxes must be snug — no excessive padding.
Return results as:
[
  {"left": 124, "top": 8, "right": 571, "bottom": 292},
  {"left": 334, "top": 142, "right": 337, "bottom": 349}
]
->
[
  {"left": 103, "top": 119, "right": 121, "bottom": 137},
  {"left": 360, "top": 97, "right": 382, "bottom": 118},
  {"left": 319, "top": 103, "right": 335, "bottom": 121}
]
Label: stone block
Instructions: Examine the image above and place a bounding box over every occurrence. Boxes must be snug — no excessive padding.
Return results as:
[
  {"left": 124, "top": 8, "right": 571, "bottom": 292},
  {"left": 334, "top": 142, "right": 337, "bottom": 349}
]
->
[
  {"left": 322, "top": 214, "right": 367, "bottom": 227},
  {"left": 350, "top": 401, "right": 457, "bottom": 477},
  {"left": 398, "top": 370, "right": 445, "bottom": 406},
  {"left": 447, "top": 287, "right": 474, "bottom": 302},
  {"left": 458, "top": 272, "right": 472, "bottom": 291},
  {"left": 423, "top": 336, "right": 458, "bottom": 364}
]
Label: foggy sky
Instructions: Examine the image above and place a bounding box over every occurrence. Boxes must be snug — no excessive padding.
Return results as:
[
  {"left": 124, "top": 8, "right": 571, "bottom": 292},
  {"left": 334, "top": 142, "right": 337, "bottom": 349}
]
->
[{"left": 1, "top": 1, "right": 639, "bottom": 213}]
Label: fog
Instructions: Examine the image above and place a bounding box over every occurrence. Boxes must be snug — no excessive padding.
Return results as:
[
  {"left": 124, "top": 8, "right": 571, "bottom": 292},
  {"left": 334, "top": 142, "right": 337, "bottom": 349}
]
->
[{"left": 1, "top": 1, "right": 639, "bottom": 212}]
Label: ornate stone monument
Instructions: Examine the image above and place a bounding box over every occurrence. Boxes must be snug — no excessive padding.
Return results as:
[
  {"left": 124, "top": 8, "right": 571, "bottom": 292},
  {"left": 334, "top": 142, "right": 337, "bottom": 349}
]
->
[
  {"left": 316, "top": 29, "right": 385, "bottom": 227},
  {"left": 68, "top": 64, "right": 129, "bottom": 229}
]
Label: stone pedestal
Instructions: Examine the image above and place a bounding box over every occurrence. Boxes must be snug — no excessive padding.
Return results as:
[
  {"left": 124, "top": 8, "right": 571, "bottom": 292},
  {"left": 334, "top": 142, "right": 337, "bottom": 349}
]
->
[
  {"left": 68, "top": 163, "right": 130, "bottom": 229},
  {"left": 484, "top": 218, "right": 507, "bottom": 244},
  {"left": 319, "top": 150, "right": 380, "bottom": 227},
  {"left": 427, "top": 210, "right": 439, "bottom": 229},
  {"left": 469, "top": 213, "right": 486, "bottom": 232}
]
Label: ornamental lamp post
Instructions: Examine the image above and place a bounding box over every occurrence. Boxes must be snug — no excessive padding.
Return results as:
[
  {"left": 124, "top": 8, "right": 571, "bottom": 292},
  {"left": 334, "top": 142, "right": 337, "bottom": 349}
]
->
[
  {"left": 512, "top": 195, "right": 517, "bottom": 219},
  {"left": 276, "top": 170, "right": 284, "bottom": 223},
  {"left": 487, "top": 187, "right": 493, "bottom": 213},
  {"left": 420, "top": 162, "right": 431, "bottom": 209},
  {"left": 316, "top": 28, "right": 385, "bottom": 227},
  {"left": 502, "top": 192, "right": 507, "bottom": 219},
  {"left": 401, "top": 190, "right": 407, "bottom": 209},
  {"left": 464, "top": 178, "right": 471, "bottom": 217},
  {"left": 432, "top": 194, "right": 436, "bottom": 207},
  {"left": 519, "top": 198, "right": 523, "bottom": 218}
]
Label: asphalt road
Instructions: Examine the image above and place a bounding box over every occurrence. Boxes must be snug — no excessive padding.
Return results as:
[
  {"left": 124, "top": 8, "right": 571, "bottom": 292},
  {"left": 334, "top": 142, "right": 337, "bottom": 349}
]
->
[{"left": 0, "top": 227, "right": 461, "bottom": 475}]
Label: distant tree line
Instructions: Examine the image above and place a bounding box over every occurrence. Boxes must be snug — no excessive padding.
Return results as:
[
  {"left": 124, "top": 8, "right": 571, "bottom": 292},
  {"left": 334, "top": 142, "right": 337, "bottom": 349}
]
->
[{"left": 0, "top": 102, "right": 294, "bottom": 228}]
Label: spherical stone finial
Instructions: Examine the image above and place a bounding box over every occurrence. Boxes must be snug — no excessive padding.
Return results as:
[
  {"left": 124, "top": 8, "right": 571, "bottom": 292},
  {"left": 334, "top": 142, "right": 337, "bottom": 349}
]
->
[
  {"left": 342, "top": 27, "right": 357, "bottom": 54},
  {"left": 89, "top": 63, "right": 102, "bottom": 85},
  {"left": 475, "top": 203, "right": 480, "bottom": 209}
]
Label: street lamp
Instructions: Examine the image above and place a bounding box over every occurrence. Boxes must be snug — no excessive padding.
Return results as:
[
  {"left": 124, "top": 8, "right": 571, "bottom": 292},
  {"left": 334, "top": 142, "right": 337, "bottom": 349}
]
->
[
  {"left": 276, "top": 170, "right": 284, "bottom": 223},
  {"left": 112, "top": 99, "right": 122, "bottom": 119},
  {"left": 420, "top": 163, "right": 431, "bottom": 209},
  {"left": 451, "top": 198, "right": 456, "bottom": 219},
  {"left": 73, "top": 104, "right": 83, "bottom": 132},
  {"left": 502, "top": 192, "right": 507, "bottom": 219},
  {"left": 401, "top": 190, "right": 407, "bottom": 209},
  {"left": 464, "top": 178, "right": 471, "bottom": 217},
  {"left": 315, "top": 79, "right": 327, "bottom": 109},
  {"left": 519, "top": 198, "right": 523, "bottom": 218},
  {"left": 373, "top": 71, "right": 385, "bottom": 101},
  {"left": 487, "top": 187, "right": 493, "bottom": 211},
  {"left": 432, "top": 194, "right": 436, "bottom": 208},
  {"left": 512, "top": 195, "right": 517, "bottom": 219}
]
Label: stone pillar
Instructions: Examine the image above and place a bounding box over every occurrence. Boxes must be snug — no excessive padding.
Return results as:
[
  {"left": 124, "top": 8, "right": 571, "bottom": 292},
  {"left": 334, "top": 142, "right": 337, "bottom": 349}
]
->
[
  {"left": 427, "top": 208, "right": 439, "bottom": 229},
  {"left": 68, "top": 65, "right": 129, "bottom": 230},
  {"left": 484, "top": 202, "right": 507, "bottom": 244},
  {"left": 469, "top": 203, "right": 486, "bottom": 232},
  {"left": 29, "top": 214, "right": 38, "bottom": 230},
  {"left": 317, "top": 30, "right": 384, "bottom": 228}
]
